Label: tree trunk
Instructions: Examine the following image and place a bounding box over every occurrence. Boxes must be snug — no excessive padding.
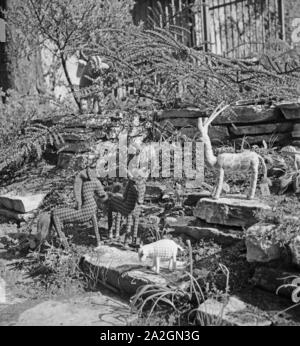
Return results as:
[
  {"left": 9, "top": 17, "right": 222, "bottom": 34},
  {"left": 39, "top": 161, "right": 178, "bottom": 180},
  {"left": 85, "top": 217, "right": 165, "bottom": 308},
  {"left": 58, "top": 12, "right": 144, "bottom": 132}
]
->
[{"left": 0, "top": 0, "right": 46, "bottom": 95}]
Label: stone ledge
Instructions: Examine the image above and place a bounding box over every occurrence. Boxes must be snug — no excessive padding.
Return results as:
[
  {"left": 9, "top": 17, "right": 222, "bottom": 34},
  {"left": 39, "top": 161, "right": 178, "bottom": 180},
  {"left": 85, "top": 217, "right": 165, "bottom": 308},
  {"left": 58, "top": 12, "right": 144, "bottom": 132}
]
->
[
  {"left": 81, "top": 245, "right": 186, "bottom": 297},
  {"left": 194, "top": 196, "right": 271, "bottom": 228}
]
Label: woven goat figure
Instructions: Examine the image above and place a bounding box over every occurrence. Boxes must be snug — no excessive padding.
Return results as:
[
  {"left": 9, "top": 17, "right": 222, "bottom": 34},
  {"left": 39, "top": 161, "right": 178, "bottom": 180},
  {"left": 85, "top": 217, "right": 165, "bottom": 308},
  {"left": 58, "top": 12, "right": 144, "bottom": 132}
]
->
[
  {"left": 138, "top": 239, "right": 184, "bottom": 274},
  {"left": 36, "top": 168, "right": 108, "bottom": 249},
  {"left": 197, "top": 103, "right": 270, "bottom": 200},
  {"left": 106, "top": 168, "right": 147, "bottom": 244}
]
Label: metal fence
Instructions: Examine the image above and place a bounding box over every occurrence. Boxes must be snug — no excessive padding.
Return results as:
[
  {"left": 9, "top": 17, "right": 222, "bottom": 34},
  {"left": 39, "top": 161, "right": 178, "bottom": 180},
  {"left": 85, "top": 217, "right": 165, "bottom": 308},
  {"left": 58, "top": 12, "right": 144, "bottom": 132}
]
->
[{"left": 133, "top": 0, "right": 286, "bottom": 58}]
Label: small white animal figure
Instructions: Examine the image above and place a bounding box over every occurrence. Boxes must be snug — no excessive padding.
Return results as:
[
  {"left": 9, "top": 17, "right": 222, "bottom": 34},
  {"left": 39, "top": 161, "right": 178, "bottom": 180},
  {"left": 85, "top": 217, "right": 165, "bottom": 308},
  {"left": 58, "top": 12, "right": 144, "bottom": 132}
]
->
[{"left": 138, "top": 239, "right": 184, "bottom": 274}]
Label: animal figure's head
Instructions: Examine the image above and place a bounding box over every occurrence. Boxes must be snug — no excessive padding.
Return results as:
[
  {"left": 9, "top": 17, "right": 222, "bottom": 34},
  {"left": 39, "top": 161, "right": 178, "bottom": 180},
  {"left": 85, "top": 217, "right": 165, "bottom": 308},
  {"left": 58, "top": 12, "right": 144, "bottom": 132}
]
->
[{"left": 77, "top": 50, "right": 109, "bottom": 80}]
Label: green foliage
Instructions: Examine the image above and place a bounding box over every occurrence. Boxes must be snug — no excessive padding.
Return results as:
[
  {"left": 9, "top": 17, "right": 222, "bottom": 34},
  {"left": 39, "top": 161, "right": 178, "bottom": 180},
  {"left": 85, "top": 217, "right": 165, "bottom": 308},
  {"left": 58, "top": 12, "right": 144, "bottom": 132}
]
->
[
  {"left": 14, "top": 244, "right": 85, "bottom": 296},
  {"left": 256, "top": 196, "right": 300, "bottom": 246},
  {"left": 0, "top": 123, "right": 64, "bottom": 173}
]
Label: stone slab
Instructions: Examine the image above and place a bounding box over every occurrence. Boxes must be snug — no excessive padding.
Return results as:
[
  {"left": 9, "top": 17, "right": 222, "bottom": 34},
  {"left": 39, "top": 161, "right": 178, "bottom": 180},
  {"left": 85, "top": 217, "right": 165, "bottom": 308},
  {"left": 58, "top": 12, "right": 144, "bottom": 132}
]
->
[
  {"left": 229, "top": 122, "right": 293, "bottom": 136},
  {"left": 82, "top": 245, "right": 187, "bottom": 297},
  {"left": 194, "top": 196, "right": 271, "bottom": 228},
  {"left": 277, "top": 102, "right": 300, "bottom": 120},
  {"left": 0, "top": 208, "right": 34, "bottom": 222},
  {"left": 0, "top": 193, "right": 47, "bottom": 213},
  {"left": 157, "top": 108, "right": 206, "bottom": 120},
  {"left": 214, "top": 106, "right": 282, "bottom": 125},
  {"left": 167, "top": 216, "right": 242, "bottom": 246},
  {"left": 197, "top": 296, "right": 271, "bottom": 326},
  {"left": 14, "top": 294, "right": 136, "bottom": 326}
]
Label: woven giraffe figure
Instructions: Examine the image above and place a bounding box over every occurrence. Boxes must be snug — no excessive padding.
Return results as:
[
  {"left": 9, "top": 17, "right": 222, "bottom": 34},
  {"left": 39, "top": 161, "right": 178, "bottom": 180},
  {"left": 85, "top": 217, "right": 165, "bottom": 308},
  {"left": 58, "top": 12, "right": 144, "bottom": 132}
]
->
[
  {"left": 138, "top": 239, "right": 184, "bottom": 274},
  {"left": 37, "top": 168, "right": 108, "bottom": 249},
  {"left": 106, "top": 171, "right": 147, "bottom": 244},
  {"left": 198, "top": 103, "right": 270, "bottom": 200}
]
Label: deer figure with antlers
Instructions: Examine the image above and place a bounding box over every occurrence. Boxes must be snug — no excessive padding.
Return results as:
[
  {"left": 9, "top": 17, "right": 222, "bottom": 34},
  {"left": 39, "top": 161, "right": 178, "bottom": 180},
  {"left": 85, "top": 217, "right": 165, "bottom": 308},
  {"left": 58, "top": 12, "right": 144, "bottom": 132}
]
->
[{"left": 197, "top": 103, "right": 271, "bottom": 200}]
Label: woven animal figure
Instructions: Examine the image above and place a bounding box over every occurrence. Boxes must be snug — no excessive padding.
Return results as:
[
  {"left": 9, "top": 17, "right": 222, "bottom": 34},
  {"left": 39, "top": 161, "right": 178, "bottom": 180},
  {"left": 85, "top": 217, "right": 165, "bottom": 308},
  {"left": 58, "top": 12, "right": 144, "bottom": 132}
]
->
[
  {"left": 197, "top": 103, "right": 270, "bottom": 200},
  {"left": 106, "top": 170, "right": 147, "bottom": 244},
  {"left": 36, "top": 168, "right": 108, "bottom": 249},
  {"left": 77, "top": 51, "right": 109, "bottom": 113},
  {"left": 138, "top": 239, "right": 184, "bottom": 274}
]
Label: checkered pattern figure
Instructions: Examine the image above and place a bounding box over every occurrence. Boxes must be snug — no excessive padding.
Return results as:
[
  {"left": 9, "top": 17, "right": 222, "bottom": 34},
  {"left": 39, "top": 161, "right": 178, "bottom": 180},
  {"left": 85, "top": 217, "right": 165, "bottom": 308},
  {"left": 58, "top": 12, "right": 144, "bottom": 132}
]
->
[
  {"left": 106, "top": 177, "right": 146, "bottom": 243},
  {"left": 138, "top": 239, "right": 184, "bottom": 274},
  {"left": 52, "top": 169, "right": 107, "bottom": 249}
]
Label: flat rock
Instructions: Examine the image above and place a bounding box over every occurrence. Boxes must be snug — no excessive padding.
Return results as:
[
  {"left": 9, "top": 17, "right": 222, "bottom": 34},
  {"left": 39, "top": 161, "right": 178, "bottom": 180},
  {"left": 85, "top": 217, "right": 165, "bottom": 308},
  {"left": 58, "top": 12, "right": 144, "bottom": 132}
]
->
[
  {"left": 197, "top": 296, "right": 271, "bottom": 326},
  {"left": 14, "top": 294, "right": 136, "bottom": 326},
  {"left": 157, "top": 108, "right": 206, "bottom": 119},
  {"left": 145, "top": 182, "right": 166, "bottom": 202},
  {"left": 277, "top": 101, "right": 300, "bottom": 120},
  {"left": 214, "top": 106, "right": 282, "bottom": 124},
  {"left": 0, "top": 193, "right": 47, "bottom": 213},
  {"left": 82, "top": 245, "right": 186, "bottom": 297},
  {"left": 183, "top": 191, "right": 211, "bottom": 206},
  {"left": 229, "top": 122, "right": 293, "bottom": 136},
  {"left": 245, "top": 223, "right": 281, "bottom": 263},
  {"left": 167, "top": 216, "right": 242, "bottom": 246},
  {"left": 194, "top": 196, "right": 271, "bottom": 228}
]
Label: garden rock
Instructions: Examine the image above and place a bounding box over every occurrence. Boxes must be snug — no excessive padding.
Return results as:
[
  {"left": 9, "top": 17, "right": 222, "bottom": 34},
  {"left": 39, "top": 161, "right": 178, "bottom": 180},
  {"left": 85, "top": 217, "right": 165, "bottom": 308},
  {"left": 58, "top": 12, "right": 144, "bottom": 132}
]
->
[
  {"left": 144, "top": 182, "right": 166, "bottom": 202},
  {"left": 167, "top": 216, "right": 242, "bottom": 246},
  {"left": 82, "top": 245, "right": 186, "bottom": 297},
  {"left": 197, "top": 296, "right": 271, "bottom": 326},
  {"left": 194, "top": 196, "right": 271, "bottom": 228},
  {"left": 245, "top": 224, "right": 281, "bottom": 263},
  {"left": 0, "top": 193, "right": 47, "bottom": 213}
]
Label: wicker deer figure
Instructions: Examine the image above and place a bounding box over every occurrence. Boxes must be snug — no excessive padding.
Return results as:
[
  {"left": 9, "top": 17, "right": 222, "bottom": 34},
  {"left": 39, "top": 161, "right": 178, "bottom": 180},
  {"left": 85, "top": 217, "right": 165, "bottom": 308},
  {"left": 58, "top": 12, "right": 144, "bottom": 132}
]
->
[{"left": 197, "top": 103, "right": 270, "bottom": 200}]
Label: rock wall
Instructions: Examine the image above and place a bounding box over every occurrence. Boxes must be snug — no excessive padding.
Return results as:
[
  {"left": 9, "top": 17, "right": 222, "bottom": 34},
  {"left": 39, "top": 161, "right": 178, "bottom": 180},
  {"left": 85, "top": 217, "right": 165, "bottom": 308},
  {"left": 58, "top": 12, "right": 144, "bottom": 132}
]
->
[{"left": 156, "top": 102, "right": 300, "bottom": 148}]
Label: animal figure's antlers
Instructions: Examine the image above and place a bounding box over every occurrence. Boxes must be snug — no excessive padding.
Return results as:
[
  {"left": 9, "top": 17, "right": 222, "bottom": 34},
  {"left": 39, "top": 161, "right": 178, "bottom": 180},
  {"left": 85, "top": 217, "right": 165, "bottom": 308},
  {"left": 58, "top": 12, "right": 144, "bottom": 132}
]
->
[{"left": 198, "top": 102, "right": 230, "bottom": 130}]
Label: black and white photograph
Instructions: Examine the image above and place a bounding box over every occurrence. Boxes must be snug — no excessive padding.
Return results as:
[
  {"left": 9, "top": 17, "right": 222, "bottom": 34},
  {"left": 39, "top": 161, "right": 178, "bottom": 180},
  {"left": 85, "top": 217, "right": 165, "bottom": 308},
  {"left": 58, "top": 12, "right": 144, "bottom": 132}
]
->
[{"left": 0, "top": 0, "right": 300, "bottom": 330}]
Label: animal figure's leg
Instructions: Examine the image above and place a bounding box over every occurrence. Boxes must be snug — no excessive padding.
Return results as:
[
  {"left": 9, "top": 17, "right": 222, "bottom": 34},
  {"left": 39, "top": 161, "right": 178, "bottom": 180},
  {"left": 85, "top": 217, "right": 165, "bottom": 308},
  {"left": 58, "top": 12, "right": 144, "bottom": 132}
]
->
[
  {"left": 92, "top": 214, "right": 101, "bottom": 247},
  {"left": 107, "top": 206, "right": 114, "bottom": 239},
  {"left": 115, "top": 212, "right": 122, "bottom": 239},
  {"left": 155, "top": 257, "right": 160, "bottom": 274},
  {"left": 248, "top": 164, "right": 259, "bottom": 199},
  {"left": 52, "top": 215, "right": 69, "bottom": 250},
  {"left": 132, "top": 212, "right": 140, "bottom": 244},
  {"left": 124, "top": 214, "right": 133, "bottom": 244},
  {"left": 169, "top": 257, "right": 173, "bottom": 271},
  {"left": 172, "top": 252, "right": 177, "bottom": 271},
  {"left": 213, "top": 168, "right": 224, "bottom": 199}
]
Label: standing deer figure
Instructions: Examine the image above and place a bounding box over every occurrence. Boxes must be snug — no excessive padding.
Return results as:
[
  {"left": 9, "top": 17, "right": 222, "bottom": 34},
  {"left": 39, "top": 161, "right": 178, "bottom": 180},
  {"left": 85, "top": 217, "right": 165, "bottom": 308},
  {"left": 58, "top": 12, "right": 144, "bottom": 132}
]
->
[
  {"left": 77, "top": 50, "right": 110, "bottom": 113},
  {"left": 197, "top": 103, "right": 270, "bottom": 200}
]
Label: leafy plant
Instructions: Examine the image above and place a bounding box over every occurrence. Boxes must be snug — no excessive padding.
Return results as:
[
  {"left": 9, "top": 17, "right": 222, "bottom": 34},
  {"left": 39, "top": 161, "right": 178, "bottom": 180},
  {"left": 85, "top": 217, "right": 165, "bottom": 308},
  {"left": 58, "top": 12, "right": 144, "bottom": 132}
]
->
[{"left": 0, "top": 123, "right": 64, "bottom": 174}]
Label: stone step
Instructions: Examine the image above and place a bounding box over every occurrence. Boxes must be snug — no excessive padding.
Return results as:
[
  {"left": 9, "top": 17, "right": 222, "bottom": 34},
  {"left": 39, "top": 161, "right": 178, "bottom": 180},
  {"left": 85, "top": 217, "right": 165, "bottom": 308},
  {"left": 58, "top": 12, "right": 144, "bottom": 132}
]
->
[
  {"left": 0, "top": 193, "right": 47, "bottom": 213},
  {"left": 229, "top": 122, "right": 293, "bottom": 136},
  {"left": 166, "top": 216, "right": 242, "bottom": 246},
  {"left": 194, "top": 196, "right": 271, "bottom": 228},
  {"left": 81, "top": 245, "right": 187, "bottom": 297}
]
